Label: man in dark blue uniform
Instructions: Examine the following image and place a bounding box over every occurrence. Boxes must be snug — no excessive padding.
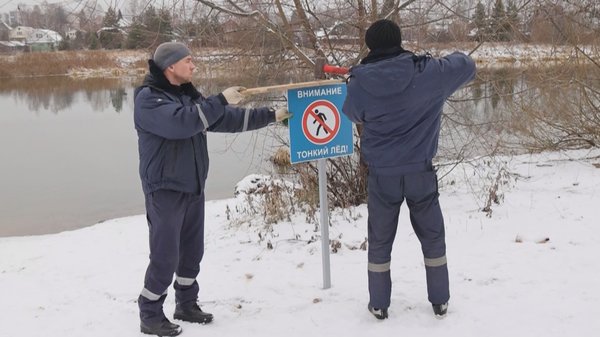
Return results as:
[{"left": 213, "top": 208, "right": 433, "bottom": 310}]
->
[
  {"left": 342, "top": 20, "right": 476, "bottom": 320},
  {"left": 134, "top": 42, "right": 291, "bottom": 336}
]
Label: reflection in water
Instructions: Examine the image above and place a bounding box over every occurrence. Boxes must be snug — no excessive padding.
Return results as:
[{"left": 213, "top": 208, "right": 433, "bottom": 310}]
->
[
  {"left": 440, "top": 64, "right": 600, "bottom": 159},
  {"left": 439, "top": 65, "right": 599, "bottom": 160},
  {"left": 0, "top": 77, "right": 135, "bottom": 114},
  {"left": 1, "top": 74, "right": 291, "bottom": 114},
  {"left": 0, "top": 75, "right": 283, "bottom": 237},
  {"left": 111, "top": 87, "right": 127, "bottom": 113}
]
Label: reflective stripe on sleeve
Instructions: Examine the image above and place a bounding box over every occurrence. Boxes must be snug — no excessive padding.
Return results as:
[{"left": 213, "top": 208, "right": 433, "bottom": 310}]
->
[
  {"left": 175, "top": 276, "right": 196, "bottom": 286},
  {"left": 140, "top": 288, "right": 167, "bottom": 301},
  {"left": 242, "top": 109, "right": 250, "bottom": 132},
  {"left": 424, "top": 255, "right": 447, "bottom": 267},
  {"left": 196, "top": 104, "right": 210, "bottom": 130},
  {"left": 368, "top": 261, "right": 391, "bottom": 273}
]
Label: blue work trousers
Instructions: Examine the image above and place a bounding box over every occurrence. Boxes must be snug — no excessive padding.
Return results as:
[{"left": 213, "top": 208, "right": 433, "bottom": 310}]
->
[
  {"left": 367, "top": 161, "right": 449, "bottom": 309},
  {"left": 138, "top": 189, "right": 205, "bottom": 323}
]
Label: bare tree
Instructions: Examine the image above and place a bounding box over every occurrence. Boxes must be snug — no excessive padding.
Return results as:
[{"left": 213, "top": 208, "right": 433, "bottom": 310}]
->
[
  {"left": 103, "top": 0, "right": 595, "bottom": 217},
  {"left": 186, "top": 0, "right": 487, "bottom": 211},
  {"left": 511, "top": 0, "right": 600, "bottom": 151},
  {"left": 192, "top": 0, "right": 426, "bottom": 67}
]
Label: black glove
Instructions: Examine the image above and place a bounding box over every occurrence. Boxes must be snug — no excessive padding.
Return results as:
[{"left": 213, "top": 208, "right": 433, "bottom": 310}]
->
[{"left": 181, "top": 82, "right": 202, "bottom": 100}]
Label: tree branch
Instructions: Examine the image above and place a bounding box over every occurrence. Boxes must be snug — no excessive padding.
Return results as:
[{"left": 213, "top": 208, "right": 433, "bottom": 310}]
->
[{"left": 194, "top": 0, "right": 315, "bottom": 67}]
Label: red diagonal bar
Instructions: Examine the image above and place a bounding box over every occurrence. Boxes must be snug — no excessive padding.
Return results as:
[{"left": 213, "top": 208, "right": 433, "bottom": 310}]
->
[{"left": 307, "top": 109, "right": 334, "bottom": 135}]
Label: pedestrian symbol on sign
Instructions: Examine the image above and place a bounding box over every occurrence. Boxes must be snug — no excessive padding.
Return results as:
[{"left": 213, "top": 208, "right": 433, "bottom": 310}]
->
[
  {"left": 302, "top": 100, "right": 340, "bottom": 145},
  {"left": 313, "top": 109, "right": 328, "bottom": 136}
]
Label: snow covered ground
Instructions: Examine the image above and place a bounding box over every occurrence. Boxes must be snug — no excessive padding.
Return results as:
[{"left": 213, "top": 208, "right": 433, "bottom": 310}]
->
[
  {"left": 428, "top": 42, "right": 598, "bottom": 67},
  {"left": 1, "top": 149, "right": 599, "bottom": 336}
]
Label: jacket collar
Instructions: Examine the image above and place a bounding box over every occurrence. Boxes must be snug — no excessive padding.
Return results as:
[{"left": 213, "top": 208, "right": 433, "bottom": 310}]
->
[
  {"left": 361, "top": 46, "right": 411, "bottom": 65},
  {"left": 142, "top": 59, "right": 184, "bottom": 96}
]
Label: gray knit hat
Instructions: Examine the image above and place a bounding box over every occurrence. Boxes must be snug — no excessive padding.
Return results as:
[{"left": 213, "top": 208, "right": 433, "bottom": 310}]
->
[{"left": 153, "top": 42, "right": 191, "bottom": 70}]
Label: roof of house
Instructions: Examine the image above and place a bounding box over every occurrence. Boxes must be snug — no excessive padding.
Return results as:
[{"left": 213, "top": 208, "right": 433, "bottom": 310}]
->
[
  {"left": 0, "top": 21, "right": 12, "bottom": 31},
  {"left": 0, "top": 40, "right": 25, "bottom": 47},
  {"left": 27, "top": 29, "right": 63, "bottom": 44}
]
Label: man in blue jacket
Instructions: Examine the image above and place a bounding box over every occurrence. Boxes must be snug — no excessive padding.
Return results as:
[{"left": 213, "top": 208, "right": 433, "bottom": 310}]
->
[
  {"left": 343, "top": 20, "right": 476, "bottom": 320},
  {"left": 134, "top": 42, "right": 291, "bottom": 336}
]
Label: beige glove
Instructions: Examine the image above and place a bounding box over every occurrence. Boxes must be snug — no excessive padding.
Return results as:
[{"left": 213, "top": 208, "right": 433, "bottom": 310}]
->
[
  {"left": 221, "top": 86, "right": 246, "bottom": 105},
  {"left": 275, "top": 107, "right": 292, "bottom": 122}
]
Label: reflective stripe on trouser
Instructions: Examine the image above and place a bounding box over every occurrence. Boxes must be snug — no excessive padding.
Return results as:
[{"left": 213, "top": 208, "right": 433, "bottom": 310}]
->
[
  {"left": 139, "top": 189, "right": 205, "bottom": 323},
  {"left": 367, "top": 165, "right": 449, "bottom": 308},
  {"left": 423, "top": 255, "right": 449, "bottom": 305},
  {"left": 368, "top": 261, "right": 392, "bottom": 309}
]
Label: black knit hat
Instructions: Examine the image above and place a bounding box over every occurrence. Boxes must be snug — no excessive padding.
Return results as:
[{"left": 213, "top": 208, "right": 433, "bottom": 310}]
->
[{"left": 365, "top": 19, "right": 402, "bottom": 50}]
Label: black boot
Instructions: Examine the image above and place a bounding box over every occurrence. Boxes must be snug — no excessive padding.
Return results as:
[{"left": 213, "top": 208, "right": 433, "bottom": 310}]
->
[
  {"left": 174, "top": 303, "right": 214, "bottom": 324},
  {"left": 140, "top": 318, "right": 182, "bottom": 336},
  {"left": 432, "top": 302, "right": 448, "bottom": 318},
  {"left": 368, "top": 304, "right": 389, "bottom": 320}
]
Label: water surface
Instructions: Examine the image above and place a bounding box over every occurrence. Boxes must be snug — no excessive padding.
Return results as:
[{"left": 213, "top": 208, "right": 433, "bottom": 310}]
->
[{"left": 0, "top": 77, "right": 279, "bottom": 237}]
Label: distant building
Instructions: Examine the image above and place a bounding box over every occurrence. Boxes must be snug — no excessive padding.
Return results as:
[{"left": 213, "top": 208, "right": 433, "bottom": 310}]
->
[
  {"left": 315, "top": 22, "right": 359, "bottom": 46},
  {"left": 222, "top": 18, "right": 241, "bottom": 45},
  {"left": 8, "top": 25, "right": 34, "bottom": 42},
  {"left": 65, "top": 27, "right": 85, "bottom": 40},
  {"left": 96, "top": 26, "right": 127, "bottom": 36},
  {"left": 27, "top": 29, "right": 63, "bottom": 52}
]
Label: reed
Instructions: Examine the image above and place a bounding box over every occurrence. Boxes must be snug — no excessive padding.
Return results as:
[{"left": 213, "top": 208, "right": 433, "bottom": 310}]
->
[{"left": 0, "top": 50, "right": 120, "bottom": 78}]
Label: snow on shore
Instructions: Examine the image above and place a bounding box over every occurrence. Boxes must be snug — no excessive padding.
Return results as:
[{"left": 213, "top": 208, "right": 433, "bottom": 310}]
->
[{"left": 1, "top": 149, "right": 599, "bottom": 336}]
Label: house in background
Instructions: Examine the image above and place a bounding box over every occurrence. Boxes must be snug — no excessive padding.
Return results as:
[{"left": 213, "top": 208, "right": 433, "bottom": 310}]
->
[
  {"left": 315, "top": 21, "right": 360, "bottom": 46},
  {"left": 0, "top": 21, "right": 24, "bottom": 53},
  {"left": 65, "top": 27, "right": 86, "bottom": 40},
  {"left": 27, "top": 29, "right": 63, "bottom": 52},
  {"left": 9, "top": 26, "right": 34, "bottom": 42},
  {"left": 65, "top": 27, "right": 78, "bottom": 40}
]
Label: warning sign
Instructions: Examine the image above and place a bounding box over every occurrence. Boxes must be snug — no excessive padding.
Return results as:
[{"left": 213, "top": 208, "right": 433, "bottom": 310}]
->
[
  {"left": 288, "top": 84, "right": 353, "bottom": 164},
  {"left": 302, "top": 100, "right": 340, "bottom": 145}
]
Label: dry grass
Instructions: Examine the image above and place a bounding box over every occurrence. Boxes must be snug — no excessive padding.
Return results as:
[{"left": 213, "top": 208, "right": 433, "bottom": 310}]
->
[
  {"left": 0, "top": 76, "right": 137, "bottom": 96},
  {"left": 0, "top": 50, "right": 122, "bottom": 78},
  {"left": 271, "top": 147, "right": 291, "bottom": 167}
]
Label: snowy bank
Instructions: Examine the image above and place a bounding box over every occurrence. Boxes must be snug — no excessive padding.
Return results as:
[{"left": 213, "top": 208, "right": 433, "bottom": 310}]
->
[{"left": 0, "top": 149, "right": 599, "bottom": 337}]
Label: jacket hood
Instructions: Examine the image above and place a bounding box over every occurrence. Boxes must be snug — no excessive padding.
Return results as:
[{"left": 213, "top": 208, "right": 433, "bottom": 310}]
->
[{"left": 350, "top": 53, "right": 416, "bottom": 97}]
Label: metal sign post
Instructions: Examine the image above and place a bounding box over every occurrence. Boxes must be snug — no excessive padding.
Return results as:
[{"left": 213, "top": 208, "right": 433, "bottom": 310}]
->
[{"left": 317, "top": 158, "right": 331, "bottom": 289}]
